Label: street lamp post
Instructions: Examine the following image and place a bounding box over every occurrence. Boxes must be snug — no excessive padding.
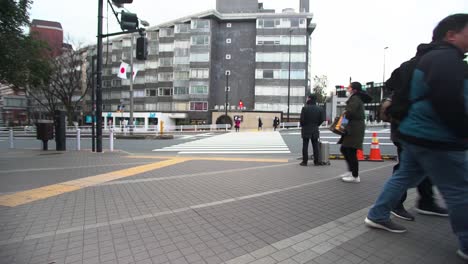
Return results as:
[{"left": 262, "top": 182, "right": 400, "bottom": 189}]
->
[
  {"left": 382, "top": 46, "right": 389, "bottom": 100},
  {"left": 287, "top": 28, "right": 293, "bottom": 122}
]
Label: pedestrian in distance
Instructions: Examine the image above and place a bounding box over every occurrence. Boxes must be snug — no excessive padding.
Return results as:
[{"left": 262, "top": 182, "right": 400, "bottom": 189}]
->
[
  {"left": 299, "top": 95, "right": 324, "bottom": 166},
  {"left": 234, "top": 118, "right": 240, "bottom": 132},
  {"left": 338, "top": 82, "right": 372, "bottom": 183},
  {"left": 273, "top": 117, "right": 279, "bottom": 131},
  {"left": 258, "top": 117, "right": 263, "bottom": 131},
  {"left": 365, "top": 14, "right": 468, "bottom": 261}
]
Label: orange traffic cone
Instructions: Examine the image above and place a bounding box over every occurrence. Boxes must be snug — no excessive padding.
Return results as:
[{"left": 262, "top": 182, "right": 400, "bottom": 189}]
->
[
  {"left": 357, "top": 149, "right": 365, "bottom": 161},
  {"left": 368, "top": 132, "right": 384, "bottom": 161}
]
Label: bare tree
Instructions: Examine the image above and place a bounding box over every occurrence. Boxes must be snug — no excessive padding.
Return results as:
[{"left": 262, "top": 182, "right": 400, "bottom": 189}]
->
[
  {"left": 27, "top": 43, "right": 90, "bottom": 125},
  {"left": 312, "top": 75, "right": 328, "bottom": 104}
]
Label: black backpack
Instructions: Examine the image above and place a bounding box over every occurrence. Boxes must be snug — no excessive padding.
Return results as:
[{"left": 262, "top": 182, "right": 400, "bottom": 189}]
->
[{"left": 380, "top": 56, "right": 426, "bottom": 124}]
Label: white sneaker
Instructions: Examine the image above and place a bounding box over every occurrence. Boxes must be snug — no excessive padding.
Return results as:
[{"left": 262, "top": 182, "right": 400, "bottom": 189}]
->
[
  {"left": 339, "top": 172, "right": 351, "bottom": 178},
  {"left": 341, "top": 175, "right": 360, "bottom": 183}
]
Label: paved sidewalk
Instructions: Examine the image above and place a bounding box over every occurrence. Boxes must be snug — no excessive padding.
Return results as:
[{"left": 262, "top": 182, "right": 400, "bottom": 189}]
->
[{"left": 0, "top": 149, "right": 462, "bottom": 264}]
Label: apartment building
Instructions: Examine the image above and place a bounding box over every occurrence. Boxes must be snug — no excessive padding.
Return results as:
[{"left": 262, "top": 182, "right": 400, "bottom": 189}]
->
[{"left": 91, "top": 0, "right": 316, "bottom": 128}]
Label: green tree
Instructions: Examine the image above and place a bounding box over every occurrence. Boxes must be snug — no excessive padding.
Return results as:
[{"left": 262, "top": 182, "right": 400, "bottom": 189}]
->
[
  {"left": 312, "top": 75, "right": 328, "bottom": 104},
  {"left": 0, "top": 0, "right": 50, "bottom": 88}
]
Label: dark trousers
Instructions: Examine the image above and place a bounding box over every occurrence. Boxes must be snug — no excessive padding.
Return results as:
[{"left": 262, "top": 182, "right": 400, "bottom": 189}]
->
[
  {"left": 394, "top": 142, "right": 435, "bottom": 208},
  {"left": 302, "top": 138, "right": 319, "bottom": 165},
  {"left": 340, "top": 146, "right": 359, "bottom": 177}
]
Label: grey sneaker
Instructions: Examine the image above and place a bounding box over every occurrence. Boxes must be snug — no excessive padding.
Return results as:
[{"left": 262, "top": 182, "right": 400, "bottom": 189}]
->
[
  {"left": 364, "top": 217, "right": 407, "bottom": 233},
  {"left": 391, "top": 207, "right": 415, "bottom": 221},
  {"left": 415, "top": 204, "right": 448, "bottom": 217},
  {"left": 457, "top": 249, "right": 468, "bottom": 261}
]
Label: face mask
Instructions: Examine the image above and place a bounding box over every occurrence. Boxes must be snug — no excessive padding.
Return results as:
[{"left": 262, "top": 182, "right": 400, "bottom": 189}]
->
[{"left": 346, "top": 91, "right": 351, "bottom": 97}]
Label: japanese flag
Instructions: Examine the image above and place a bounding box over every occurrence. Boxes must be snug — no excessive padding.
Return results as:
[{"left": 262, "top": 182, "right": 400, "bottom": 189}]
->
[
  {"left": 117, "top": 62, "right": 129, "bottom": 79},
  {"left": 132, "top": 68, "right": 139, "bottom": 81}
]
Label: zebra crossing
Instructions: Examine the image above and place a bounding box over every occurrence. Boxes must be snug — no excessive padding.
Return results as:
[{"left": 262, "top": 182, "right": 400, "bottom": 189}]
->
[{"left": 153, "top": 131, "right": 290, "bottom": 154}]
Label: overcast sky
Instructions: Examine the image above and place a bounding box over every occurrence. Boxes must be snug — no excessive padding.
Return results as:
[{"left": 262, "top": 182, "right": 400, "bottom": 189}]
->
[{"left": 29, "top": 0, "right": 468, "bottom": 92}]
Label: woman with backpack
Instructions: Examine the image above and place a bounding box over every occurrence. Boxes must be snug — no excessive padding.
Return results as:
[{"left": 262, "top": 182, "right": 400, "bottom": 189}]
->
[{"left": 338, "top": 82, "right": 372, "bottom": 183}]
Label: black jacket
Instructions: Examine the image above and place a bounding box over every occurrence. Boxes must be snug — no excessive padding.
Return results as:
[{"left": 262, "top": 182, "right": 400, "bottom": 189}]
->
[{"left": 300, "top": 103, "right": 324, "bottom": 139}]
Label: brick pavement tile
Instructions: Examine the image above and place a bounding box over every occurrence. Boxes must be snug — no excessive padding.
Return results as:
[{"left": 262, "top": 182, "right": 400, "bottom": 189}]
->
[
  {"left": 151, "top": 254, "right": 169, "bottom": 264},
  {"left": 271, "top": 247, "right": 299, "bottom": 262},
  {"left": 117, "top": 255, "right": 135, "bottom": 264}
]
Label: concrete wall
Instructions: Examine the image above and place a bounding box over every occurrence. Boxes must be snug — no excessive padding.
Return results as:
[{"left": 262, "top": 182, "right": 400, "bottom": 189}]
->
[
  {"left": 211, "top": 20, "right": 257, "bottom": 112},
  {"left": 216, "top": 0, "right": 259, "bottom": 13}
]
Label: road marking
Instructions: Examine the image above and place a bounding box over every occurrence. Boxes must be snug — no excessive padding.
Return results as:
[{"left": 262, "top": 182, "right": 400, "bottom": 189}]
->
[
  {"left": 128, "top": 155, "right": 288, "bottom": 163},
  {"left": 0, "top": 158, "right": 188, "bottom": 207},
  {"left": 154, "top": 131, "right": 290, "bottom": 154}
]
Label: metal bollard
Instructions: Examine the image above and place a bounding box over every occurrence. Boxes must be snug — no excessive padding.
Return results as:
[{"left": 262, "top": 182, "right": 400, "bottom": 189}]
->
[
  {"left": 9, "top": 129, "right": 14, "bottom": 149},
  {"left": 109, "top": 129, "right": 114, "bottom": 152},
  {"left": 76, "top": 129, "right": 81, "bottom": 151}
]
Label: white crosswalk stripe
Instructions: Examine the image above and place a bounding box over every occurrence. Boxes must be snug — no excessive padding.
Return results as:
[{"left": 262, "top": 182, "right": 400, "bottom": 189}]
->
[{"left": 153, "top": 131, "right": 290, "bottom": 154}]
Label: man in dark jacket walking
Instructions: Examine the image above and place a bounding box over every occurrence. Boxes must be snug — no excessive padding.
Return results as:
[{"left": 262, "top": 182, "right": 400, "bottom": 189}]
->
[
  {"left": 299, "top": 95, "right": 324, "bottom": 166},
  {"left": 365, "top": 14, "right": 468, "bottom": 261}
]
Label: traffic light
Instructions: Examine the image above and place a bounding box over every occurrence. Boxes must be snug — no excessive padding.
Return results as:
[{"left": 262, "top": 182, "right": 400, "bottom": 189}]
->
[
  {"left": 120, "top": 11, "right": 139, "bottom": 30},
  {"left": 136, "top": 36, "right": 148, "bottom": 60},
  {"left": 112, "top": 0, "right": 133, "bottom": 7},
  {"left": 238, "top": 100, "right": 244, "bottom": 109}
]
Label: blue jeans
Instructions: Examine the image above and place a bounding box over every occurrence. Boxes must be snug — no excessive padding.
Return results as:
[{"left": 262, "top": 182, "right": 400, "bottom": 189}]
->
[{"left": 367, "top": 141, "right": 468, "bottom": 252}]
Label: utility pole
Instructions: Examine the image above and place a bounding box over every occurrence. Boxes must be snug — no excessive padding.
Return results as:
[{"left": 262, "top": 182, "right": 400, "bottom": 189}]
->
[
  {"left": 287, "top": 28, "right": 293, "bottom": 122},
  {"left": 129, "top": 33, "right": 134, "bottom": 134},
  {"left": 96, "top": 0, "right": 103, "bottom": 152}
]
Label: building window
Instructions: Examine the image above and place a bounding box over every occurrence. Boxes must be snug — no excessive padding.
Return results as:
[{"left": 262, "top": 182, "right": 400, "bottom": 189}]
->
[
  {"left": 174, "top": 56, "right": 189, "bottom": 64},
  {"left": 190, "top": 52, "right": 209, "bottom": 62},
  {"left": 111, "top": 79, "right": 121, "bottom": 87},
  {"left": 191, "top": 35, "right": 209, "bottom": 45},
  {"left": 145, "top": 103, "right": 157, "bottom": 111},
  {"left": 159, "top": 43, "right": 174, "bottom": 52},
  {"left": 226, "top": 23, "right": 231, "bottom": 28},
  {"left": 103, "top": 80, "right": 111, "bottom": 88},
  {"left": 159, "top": 28, "right": 174, "bottom": 37},
  {"left": 190, "top": 101, "right": 208, "bottom": 111},
  {"left": 158, "top": 72, "right": 173, "bottom": 82},
  {"left": 146, "top": 88, "right": 157, "bottom": 97},
  {"left": 174, "top": 40, "right": 190, "bottom": 49},
  {"left": 174, "top": 71, "right": 189, "bottom": 80},
  {"left": 190, "top": 85, "right": 208, "bottom": 94},
  {"left": 159, "top": 57, "right": 173, "bottom": 67},
  {"left": 158, "top": 87, "right": 173, "bottom": 96},
  {"left": 190, "top": 68, "right": 209, "bottom": 79},
  {"left": 134, "top": 90, "right": 145, "bottom": 98},
  {"left": 175, "top": 24, "right": 189, "bottom": 33},
  {"left": 262, "top": 70, "right": 274, "bottom": 79},
  {"left": 174, "top": 102, "right": 188, "bottom": 111},
  {"left": 191, "top": 20, "right": 209, "bottom": 29},
  {"left": 174, "top": 87, "right": 189, "bottom": 95}
]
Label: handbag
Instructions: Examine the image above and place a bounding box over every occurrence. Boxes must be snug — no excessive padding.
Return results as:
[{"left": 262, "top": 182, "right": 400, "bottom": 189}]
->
[{"left": 329, "top": 112, "right": 348, "bottom": 135}]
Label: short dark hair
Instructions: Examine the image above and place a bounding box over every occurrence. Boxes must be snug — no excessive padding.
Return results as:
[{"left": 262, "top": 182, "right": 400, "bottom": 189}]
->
[
  {"left": 432, "top": 14, "right": 468, "bottom": 41},
  {"left": 307, "top": 94, "right": 317, "bottom": 103},
  {"left": 350, "top": 82, "right": 362, "bottom": 92}
]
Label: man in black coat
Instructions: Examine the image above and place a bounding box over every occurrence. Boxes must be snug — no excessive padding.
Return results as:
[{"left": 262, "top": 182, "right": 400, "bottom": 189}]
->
[{"left": 299, "top": 95, "right": 325, "bottom": 166}]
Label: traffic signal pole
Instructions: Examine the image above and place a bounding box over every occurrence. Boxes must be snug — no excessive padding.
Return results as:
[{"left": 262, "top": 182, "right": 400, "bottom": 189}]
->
[{"left": 96, "top": 0, "right": 103, "bottom": 152}]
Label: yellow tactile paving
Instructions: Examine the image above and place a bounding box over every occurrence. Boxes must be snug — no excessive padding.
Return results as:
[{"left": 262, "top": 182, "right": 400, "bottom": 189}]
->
[{"left": 0, "top": 158, "right": 188, "bottom": 207}]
